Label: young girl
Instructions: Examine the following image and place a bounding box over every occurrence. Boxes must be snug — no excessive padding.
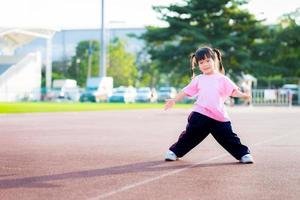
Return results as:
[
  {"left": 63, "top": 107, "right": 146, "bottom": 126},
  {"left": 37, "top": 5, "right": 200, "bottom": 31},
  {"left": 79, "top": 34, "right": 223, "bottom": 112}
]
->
[{"left": 164, "top": 47, "right": 253, "bottom": 164}]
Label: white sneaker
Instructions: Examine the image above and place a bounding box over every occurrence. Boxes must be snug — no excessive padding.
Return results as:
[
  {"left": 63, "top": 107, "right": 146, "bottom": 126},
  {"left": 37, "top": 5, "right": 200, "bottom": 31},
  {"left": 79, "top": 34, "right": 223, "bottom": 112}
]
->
[
  {"left": 239, "top": 154, "right": 254, "bottom": 164},
  {"left": 165, "top": 150, "right": 178, "bottom": 161}
]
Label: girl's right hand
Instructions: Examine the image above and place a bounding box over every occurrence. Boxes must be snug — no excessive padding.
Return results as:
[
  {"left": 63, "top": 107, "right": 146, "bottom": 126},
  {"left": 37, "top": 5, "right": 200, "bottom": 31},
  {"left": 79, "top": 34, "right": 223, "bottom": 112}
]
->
[{"left": 164, "top": 99, "right": 176, "bottom": 110}]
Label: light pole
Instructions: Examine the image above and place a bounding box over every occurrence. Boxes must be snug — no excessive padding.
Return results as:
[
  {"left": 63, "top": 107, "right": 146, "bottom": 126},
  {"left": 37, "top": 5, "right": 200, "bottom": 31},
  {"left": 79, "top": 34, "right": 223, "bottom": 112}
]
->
[
  {"left": 100, "top": 0, "right": 106, "bottom": 78},
  {"left": 87, "top": 40, "right": 93, "bottom": 80}
]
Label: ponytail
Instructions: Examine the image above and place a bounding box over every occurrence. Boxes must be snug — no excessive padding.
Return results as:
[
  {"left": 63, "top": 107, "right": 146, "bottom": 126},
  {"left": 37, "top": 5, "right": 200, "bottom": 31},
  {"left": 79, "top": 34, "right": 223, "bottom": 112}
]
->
[
  {"left": 213, "top": 48, "right": 225, "bottom": 74},
  {"left": 190, "top": 53, "right": 196, "bottom": 78}
]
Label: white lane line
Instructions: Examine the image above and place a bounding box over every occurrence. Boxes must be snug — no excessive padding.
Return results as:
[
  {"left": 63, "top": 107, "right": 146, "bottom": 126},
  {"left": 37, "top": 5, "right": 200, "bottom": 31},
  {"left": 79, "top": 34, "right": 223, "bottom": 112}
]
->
[
  {"left": 252, "top": 132, "right": 298, "bottom": 146},
  {"left": 0, "top": 166, "right": 23, "bottom": 171},
  {"left": 87, "top": 154, "right": 228, "bottom": 200},
  {"left": 87, "top": 132, "right": 298, "bottom": 200}
]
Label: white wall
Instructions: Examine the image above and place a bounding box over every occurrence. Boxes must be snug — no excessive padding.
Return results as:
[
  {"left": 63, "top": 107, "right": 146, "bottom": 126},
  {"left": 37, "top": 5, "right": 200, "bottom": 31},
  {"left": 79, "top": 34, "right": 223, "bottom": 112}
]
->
[{"left": 0, "top": 52, "right": 42, "bottom": 102}]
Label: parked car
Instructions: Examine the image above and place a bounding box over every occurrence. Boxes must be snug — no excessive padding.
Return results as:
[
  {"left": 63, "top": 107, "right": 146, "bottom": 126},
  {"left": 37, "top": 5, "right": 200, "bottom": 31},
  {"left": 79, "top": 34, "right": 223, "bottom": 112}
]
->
[
  {"left": 182, "top": 96, "right": 196, "bottom": 104},
  {"left": 80, "top": 77, "right": 113, "bottom": 102},
  {"left": 109, "top": 86, "right": 137, "bottom": 103},
  {"left": 52, "top": 79, "right": 80, "bottom": 102},
  {"left": 79, "top": 87, "right": 99, "bottom": 102},
  {"left": 135, "top": 87, "right": 158, "bottom": 103},
  {"left": 157, "top": 87, "right": 177, "bottom": 102},
  {"left": 280, "top": 84, "right": 298, "bottom": 95},
  {"left": 279, "top": 84, "right": 299, "bottom": 105}
]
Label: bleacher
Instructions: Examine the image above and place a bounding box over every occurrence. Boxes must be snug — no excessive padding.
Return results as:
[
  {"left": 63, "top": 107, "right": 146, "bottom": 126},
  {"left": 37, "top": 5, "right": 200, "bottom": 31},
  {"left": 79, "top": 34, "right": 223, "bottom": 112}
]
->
[{"left": 0, "top": 28, "right": 57, "bottom": 102}]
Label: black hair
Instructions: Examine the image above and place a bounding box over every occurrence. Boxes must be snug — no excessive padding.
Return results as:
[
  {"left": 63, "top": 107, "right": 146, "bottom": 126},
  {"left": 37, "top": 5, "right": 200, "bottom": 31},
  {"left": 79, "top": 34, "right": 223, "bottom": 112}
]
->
[{"left": 190, "top": 47, "right": 225, "bottom": 78}]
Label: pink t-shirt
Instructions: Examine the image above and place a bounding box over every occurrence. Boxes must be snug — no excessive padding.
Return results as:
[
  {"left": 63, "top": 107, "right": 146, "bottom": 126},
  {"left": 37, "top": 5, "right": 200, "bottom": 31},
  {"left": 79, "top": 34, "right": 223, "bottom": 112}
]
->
[{"left": 183, "top": 73, "right": 238, "bottom": 122}]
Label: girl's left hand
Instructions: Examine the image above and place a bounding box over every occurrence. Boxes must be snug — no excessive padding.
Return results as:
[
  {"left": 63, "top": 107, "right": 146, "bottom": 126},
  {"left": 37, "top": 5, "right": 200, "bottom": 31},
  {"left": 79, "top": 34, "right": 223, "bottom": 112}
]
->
[{"left": 243, "top": 93, "right": 252, "bottom": 100}]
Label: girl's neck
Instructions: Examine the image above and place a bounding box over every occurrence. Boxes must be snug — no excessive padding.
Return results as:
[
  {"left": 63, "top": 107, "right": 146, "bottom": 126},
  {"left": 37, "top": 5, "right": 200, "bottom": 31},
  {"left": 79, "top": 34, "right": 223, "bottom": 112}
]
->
[{"left": 203, "top": 71, "right": 218, "bottom": 76}]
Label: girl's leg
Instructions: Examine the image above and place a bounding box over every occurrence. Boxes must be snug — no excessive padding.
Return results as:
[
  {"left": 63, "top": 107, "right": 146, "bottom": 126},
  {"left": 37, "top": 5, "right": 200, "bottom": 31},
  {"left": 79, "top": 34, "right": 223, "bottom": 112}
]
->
[
  {"left": 210, "top": 121, "right": 250, "bottom": 160},
  {"left": 169, "top": 112, "right": 211, "bottom": 158}
]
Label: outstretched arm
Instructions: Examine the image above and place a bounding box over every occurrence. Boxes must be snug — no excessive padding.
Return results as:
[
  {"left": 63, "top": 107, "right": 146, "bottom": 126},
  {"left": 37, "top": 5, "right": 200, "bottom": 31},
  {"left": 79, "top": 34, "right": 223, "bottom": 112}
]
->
[
  {"left": 164, "top": 91, "right": 187, "bottom": 110},
  {"left": 231, "top": 89, "right": 251, "bottom": 100}
]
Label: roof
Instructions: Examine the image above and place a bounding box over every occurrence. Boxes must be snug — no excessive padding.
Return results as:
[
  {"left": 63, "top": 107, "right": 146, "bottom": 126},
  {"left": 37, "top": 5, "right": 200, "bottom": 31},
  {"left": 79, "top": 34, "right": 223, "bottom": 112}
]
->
[
  {"left": 242, "top": 73, "right": 257, "bottom": 82},
  {"left": 0, "top": 64, "right": 11, "bottom": 75},
  {"left": 0, "top": 28, "right": 58, "bottom": 54}
]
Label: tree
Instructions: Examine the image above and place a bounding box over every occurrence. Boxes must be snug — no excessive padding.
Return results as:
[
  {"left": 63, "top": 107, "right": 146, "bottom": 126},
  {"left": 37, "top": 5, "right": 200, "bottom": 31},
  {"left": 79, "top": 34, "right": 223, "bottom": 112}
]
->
[
  {"left": 67, "top": 40, "right": 100, "bottom": 86},
  {"left": 107, "top": 38, "right": 138, "bottom": 87},
  {"left": 249, "top": 8, "right": 300, "bottom": 87},
  {"left": 140, "top": 0, "right": 263, "bottom": 86},
  {"left": 274, "top": 11, "right": 300, "bottom": 78},
  {"left": 67, "top": 38, "right": 138, "bottom": 87}
]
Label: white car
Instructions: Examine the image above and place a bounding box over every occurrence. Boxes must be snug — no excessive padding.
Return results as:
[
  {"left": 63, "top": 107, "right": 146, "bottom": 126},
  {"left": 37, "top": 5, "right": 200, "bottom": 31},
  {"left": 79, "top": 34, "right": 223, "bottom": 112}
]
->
[
  {"left": 280, "top": 84, "right": 298, "bottom": 95},
  {"left": 109, "top": 86, "right": 137, "bottom": 103},
  {"left": 157, "top": 87, "right": 177, "bottom": 102},
  {"left": 136, "top": 87, "right": 158, "bottom": 103}
]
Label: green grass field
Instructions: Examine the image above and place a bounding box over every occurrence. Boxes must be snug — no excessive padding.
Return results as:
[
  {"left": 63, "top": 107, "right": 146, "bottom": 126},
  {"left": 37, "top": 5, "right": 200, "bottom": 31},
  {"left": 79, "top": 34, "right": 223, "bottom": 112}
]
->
[{"left": 0, "top": 102, "right": 192, "bottom": 114}]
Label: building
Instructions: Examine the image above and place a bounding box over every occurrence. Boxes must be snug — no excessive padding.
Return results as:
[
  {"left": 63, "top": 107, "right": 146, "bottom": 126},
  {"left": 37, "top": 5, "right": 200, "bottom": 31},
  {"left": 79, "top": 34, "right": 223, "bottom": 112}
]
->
[
  {"left": 0, "top": 27, "right": 146, "bottom": 102},
  {"left": 15, "top": 28, "right": 146, "bottom": 62}
]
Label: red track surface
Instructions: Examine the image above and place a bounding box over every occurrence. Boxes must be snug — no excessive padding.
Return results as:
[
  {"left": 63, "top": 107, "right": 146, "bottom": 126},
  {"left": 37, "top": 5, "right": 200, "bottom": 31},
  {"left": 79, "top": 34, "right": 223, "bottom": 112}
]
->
[{"left": 0, "top": 107, "right": 299, "bottom": 200}]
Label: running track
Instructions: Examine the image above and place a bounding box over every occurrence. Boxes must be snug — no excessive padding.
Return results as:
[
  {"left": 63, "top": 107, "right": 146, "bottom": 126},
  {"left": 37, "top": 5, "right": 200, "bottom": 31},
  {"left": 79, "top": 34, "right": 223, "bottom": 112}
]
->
[{"left": 0, "top": 107, "right": 299, "bottom": 200}]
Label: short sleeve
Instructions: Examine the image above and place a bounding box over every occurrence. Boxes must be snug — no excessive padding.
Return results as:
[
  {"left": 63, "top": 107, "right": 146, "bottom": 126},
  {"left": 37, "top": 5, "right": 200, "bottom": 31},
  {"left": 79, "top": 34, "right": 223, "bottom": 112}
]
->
[
  {"left": 223, "top": 76, "right": 239, "bottom": 97},
  {"left": 183, "top": 76, "right": 199, "bottom": 97}
]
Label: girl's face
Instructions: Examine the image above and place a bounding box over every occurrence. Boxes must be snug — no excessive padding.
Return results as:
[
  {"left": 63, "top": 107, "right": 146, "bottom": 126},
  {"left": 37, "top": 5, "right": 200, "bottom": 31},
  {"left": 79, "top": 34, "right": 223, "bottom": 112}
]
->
[{"left": 198, "top": 56, "right": 216, "bottom": 75}]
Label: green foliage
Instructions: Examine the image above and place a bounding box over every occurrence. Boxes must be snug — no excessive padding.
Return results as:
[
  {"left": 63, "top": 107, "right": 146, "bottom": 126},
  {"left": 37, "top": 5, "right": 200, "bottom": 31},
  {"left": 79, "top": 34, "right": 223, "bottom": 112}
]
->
[
  {"left": 249, "top": 10, "right": 300, "bottom": 82},
  {"left": 137, "top": 61, "right": 159, "bottom": 88},
  {"left": 107, "top": 38, "right": 138, "bottom": 87},
  {"left": 67, "top": 40, "right": 100, "bottom": 86},
  {"left": 273, "top": 16, "right": 300, "bottom": 77},
  {"left": 140, "top": 0, "right": 262, "bottom": 86},
  {"left": 65, "top": 38, "right": 138, "bottom": 87},
  {"left": 140, "top": 0, "right": 300, "bottom": 87}
]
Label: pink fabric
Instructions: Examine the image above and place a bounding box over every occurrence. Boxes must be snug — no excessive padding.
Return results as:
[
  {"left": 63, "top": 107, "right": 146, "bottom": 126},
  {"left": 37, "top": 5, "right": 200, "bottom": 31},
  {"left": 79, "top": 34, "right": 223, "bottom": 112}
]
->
[{"left": 183, "top": 73, "right": 238, "bottom": 122}]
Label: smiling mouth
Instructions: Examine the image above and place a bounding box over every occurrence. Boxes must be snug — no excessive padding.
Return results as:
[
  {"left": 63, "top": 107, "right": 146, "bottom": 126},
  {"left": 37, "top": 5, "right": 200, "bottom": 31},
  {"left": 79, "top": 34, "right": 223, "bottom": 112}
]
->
[{"left": 203, "top": 67, "right": 211, "bottom": 71}]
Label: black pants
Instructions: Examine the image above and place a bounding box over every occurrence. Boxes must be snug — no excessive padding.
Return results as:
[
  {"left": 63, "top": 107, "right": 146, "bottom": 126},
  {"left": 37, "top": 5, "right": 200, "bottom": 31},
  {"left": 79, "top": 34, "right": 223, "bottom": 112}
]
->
[{"left": 169, "top": 112, "right": 250, "bottom": 160}]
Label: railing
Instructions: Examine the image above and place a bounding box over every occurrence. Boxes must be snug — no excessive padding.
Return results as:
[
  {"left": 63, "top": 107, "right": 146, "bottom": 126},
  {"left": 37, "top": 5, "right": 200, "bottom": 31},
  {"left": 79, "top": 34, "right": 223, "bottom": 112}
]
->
[{"left": 251, "top": 89, "right": 292, "bottom": 106}]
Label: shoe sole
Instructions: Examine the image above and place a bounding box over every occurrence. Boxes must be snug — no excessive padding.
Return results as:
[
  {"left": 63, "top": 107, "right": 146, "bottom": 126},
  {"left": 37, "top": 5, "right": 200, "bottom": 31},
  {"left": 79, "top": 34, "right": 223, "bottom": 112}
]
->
[
  {"left": 165, "top": 158, "right": 177, "bottom": 161},
  {"left": 239, "top": 160, "right": 254, "bottom": 164}
]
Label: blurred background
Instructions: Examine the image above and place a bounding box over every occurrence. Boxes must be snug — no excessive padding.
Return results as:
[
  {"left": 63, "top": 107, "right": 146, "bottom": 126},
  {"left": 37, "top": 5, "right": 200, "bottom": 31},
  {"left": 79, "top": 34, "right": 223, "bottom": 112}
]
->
[{"left": 0, "top": 0, "right": 299, "bottom": 106}]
